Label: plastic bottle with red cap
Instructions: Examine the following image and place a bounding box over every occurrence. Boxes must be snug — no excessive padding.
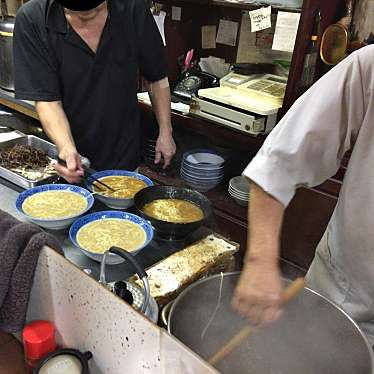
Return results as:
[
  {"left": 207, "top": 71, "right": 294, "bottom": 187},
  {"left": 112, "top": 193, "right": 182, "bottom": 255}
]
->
[{"left": 23, "top": 320, "right": 57, "bottom": 373}]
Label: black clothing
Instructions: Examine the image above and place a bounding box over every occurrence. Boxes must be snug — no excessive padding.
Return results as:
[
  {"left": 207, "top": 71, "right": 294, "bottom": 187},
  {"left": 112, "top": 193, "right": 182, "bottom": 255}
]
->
[{"left": 14, "top": 0, "right": 167, "bottom": 170}]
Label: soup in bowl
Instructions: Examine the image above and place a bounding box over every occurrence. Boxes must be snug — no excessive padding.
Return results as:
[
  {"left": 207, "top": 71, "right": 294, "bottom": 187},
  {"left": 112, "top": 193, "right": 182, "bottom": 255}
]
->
[
  {"left": 134, "top": 186, "right": 212, "bottom": 240},
  {"left": 86, "top": 170, "right": 153, "bottom": 210},
  {"left": 69, "top": 211, "right": 154, "bottom": 265},
  {"left": 16, "top": 184, "right": 94, "bottom": 230},
  {"left": 142, "top": 198, "right": 204, "bottom": 224}
]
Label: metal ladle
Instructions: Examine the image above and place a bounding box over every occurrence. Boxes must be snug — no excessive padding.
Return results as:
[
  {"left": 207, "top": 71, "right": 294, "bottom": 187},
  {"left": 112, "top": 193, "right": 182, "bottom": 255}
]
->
[
  {"left": 99, "top": 246, "right": 150, "bottom": 314},
  {"left": 320, "top": 0, "right": 354, "bottom": 65}
]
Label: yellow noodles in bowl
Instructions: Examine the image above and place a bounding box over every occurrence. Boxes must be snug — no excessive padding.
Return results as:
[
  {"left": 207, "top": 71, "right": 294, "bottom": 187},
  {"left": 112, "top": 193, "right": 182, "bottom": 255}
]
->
[
  {"left": 142, "top": 198, "right": 204, "bottom": 223},
  {"left": 22, "top": 191, "right": 88, "bottom": 219},
  {"left": 93, "top": 176, "right": 147, "bottom": 199},
  {"left": 76, "top": 218, "right": 146, "bottom": 253}
]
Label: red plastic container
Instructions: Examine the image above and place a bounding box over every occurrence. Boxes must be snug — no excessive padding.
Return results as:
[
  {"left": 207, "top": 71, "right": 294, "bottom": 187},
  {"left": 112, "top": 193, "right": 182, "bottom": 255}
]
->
[{"left": 23, "top": 320, "right": 57, "bottom": 372}]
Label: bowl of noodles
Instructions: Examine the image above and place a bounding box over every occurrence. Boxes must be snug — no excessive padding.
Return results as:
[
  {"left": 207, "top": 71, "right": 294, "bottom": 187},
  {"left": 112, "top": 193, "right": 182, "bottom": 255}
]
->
[
  {"left": 69, "top": 211, "right": 154, "bottom": 264},
  {"left": 134, "top": 185, "right": 212, "bottom": 240},
  {"left": 86, "top": 170, "right": 153, "bottom": 210},
  {"left": 15, "top": 184, "right": 94, "bottom": 230}
]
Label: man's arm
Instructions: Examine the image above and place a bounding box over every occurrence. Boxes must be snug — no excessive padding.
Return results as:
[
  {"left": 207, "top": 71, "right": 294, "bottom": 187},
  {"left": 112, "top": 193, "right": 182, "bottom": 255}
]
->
[
  {"left": 232, "top": 47, "right": 373, "bottom": 326},
  {"left": 35, "top": 101, "right": 83, "bottom": 183},
  {"left": 148, "top": 78, "right": 176, "bottom": 168},
  {"left": 233, "top": 182, "right": 285, "bottom": 325}
]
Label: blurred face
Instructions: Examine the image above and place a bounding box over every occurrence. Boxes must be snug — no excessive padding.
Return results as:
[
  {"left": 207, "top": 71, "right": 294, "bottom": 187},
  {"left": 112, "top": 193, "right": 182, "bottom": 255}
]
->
[
  {"left": 55, "top": 0, "right": 106, "bottom": 12},
  {"left": 64, "top": 2, "right": 106, "bottom": 21}
]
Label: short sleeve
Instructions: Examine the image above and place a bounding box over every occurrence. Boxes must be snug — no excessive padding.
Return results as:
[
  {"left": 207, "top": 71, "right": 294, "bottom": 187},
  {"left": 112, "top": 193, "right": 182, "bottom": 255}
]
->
[
  {"left": 13, "top": 7, "right": 61, "bottom": 101},
  {"left": 134, "top": 0, "right": 168, "bottom": 82},
  {"left": 243, "top": 46, "right": 372, "bottom": 207}
]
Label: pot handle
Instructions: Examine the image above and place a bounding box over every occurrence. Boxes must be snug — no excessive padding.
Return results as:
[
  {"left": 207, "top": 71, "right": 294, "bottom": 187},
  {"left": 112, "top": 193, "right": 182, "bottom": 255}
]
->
[
  {"left": 160, "top": 300, "right": 174, "bottom": 329},
  {"left": 99, "top": 246, "right": 150, "bottom": 314}
]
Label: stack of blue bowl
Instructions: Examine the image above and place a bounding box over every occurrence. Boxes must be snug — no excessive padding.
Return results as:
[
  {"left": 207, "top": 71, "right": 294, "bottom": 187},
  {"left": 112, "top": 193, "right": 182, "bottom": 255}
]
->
[{"left": 180, "top": 149, "right": 225, "bottom": 192}]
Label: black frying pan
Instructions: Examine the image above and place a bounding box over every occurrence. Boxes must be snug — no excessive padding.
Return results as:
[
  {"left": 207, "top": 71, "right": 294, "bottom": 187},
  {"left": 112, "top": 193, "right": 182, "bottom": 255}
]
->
[{"left": 134, "top": 185, "right": 212, "bottom": 239}]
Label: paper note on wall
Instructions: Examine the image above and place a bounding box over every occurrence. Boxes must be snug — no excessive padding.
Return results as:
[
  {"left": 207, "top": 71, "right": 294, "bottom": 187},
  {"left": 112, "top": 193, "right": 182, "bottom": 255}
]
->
[
  {"left": 201, "top": 25, "right": 217, "bottom": 49},
  {"left": 171, "top": 6, "right": 182, "bottom": 21},
  {"left": 216, "top": 20, "right": 239, "bottom": 47},
  {"left": 249, "top": 6, "right": 272, "bottom": 32},
  {"left": 153, "top": 10, "right": 166, "bottom": 46},
  {"left": 272, "top": 11, "right": 300, "bottom": 52},
  {"left": 236, "top": 12, "right": 257, "bottom": 63}
]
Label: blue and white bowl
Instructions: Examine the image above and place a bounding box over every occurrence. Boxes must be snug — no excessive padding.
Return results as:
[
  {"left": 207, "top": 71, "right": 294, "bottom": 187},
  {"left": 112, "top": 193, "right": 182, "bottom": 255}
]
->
[
  {"left": 181, "top": 163, "right": 224, "bottom": 178},
  {"left": 183, "top": 149, "right": 225, "bottom": 168},
  {"left": 86, "top": 170, "right": 153, "bottom": 210},
  {"left": 181, "top": 149, "right": 225, "bottom": 192},
  {"left": 180, "top": 176, "right": 223, "bottom": 192},
  {"left": 16, "top": 184, "right": 94, "bottom": 230},
  {"left": 181, "top": 169, "right": 224, "bottom": 182},
  {"left": 69, "top": 211, "right": 154, "bottom": 265}
]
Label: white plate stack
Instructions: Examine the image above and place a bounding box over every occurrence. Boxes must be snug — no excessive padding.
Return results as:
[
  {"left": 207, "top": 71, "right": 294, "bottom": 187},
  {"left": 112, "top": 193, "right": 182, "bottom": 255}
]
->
[
  {"left": 228, "top": 176, "right": 250, "bottom": 206},
  {"left": 180, "top": 149, "right": 225, "bottom": 192},
  {"left": 143, "top": 138, "right": 157, "bottom": 164}
]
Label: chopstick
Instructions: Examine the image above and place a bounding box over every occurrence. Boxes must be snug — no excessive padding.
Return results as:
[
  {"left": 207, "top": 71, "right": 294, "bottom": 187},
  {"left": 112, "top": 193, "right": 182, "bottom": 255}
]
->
[
  {"left": 86, "top": 175, "right": 115, "bottom": 192},
  {"left": 208, "top": 278, "right": 305, "bottom": 367},
  {"left": 56, "top": 157, "right": 115, "bottom": 192}
]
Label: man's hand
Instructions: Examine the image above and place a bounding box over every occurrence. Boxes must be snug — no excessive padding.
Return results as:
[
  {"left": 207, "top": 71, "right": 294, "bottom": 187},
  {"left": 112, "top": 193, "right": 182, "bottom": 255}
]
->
[
  {"left": 155, "top": 131, "right": 176, "bottom": 169},
  {"left": 54, "top": 146, "right": 84, "bottom": 183},
  {"left": 232, "top": 258, "right": 283, "bottom": 326}
]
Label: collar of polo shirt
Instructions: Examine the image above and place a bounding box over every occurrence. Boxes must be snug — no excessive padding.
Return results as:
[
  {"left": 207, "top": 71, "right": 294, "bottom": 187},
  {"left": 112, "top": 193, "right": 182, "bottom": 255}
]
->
[{"left": 54, "top": 0, "right": 106, "bottom": 11}]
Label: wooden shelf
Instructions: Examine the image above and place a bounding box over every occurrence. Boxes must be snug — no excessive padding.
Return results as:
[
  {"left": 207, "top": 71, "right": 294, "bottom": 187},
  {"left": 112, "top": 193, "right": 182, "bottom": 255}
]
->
[
  {"left": 0, "top": 89, "right": 38, "bottom": 121},
  {"left": 138, "top": 164, "right": 248, "bottom": 222},
  {"left": 139, "top": 102, "right": 266, "bottom": 151},
  {"left": 156, "top": 0, "right": 302, "bottom": 12}
]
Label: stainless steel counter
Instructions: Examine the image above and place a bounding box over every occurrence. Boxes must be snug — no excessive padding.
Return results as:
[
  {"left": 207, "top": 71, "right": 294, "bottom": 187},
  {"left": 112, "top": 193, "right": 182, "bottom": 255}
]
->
[
  {"left": 0, "top": 178, "right": 100, "bottom": 276},
  {"left": 0, "top": 177, "right": 211, "bottom": 283}
]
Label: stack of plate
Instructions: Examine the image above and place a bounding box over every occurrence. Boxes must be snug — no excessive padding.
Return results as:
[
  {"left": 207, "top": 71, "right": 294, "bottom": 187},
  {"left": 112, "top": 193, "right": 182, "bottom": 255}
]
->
[
  {"left": 180, "top": 149, "right": 225, "bottom": 192},
  {"left": 142, "top": 138, "right": 157, "bottom": 164},
  {"left": 228, "top": 176, "right": 250, "bottom": 206}
]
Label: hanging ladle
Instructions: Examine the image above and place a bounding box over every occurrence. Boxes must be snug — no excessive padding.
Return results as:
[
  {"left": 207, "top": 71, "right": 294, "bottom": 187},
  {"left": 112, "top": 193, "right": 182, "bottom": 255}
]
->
[{"left": 320, "top": 0, "right": 355, "bottom": 65}]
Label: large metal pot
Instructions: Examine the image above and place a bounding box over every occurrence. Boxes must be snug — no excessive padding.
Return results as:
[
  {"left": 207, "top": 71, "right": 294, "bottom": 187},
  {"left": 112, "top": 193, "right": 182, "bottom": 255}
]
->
[
  {"left": 0, "top": 14, "right": 15, "bottom": 91},
  {"left": 168, "top": 272, "right": 374, "bottom": 374}
]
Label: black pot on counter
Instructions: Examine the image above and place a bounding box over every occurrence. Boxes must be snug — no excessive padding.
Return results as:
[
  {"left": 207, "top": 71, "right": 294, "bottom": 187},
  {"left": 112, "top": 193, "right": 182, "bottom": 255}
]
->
[{"left": 134, "top": 185, "right": 212, "bottom": 240}]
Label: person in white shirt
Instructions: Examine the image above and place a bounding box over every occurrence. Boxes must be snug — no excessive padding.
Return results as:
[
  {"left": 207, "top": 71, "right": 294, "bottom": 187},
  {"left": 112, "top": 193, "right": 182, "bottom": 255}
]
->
[{"left": 232, "top": 45, "right": 374, "bottom": 343}]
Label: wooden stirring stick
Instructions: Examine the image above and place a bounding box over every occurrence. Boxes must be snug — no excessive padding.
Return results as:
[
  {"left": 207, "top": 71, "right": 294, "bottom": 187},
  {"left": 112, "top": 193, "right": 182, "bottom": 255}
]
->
[{"left": 208, "top": 277, "right": 305, "bottom": 367}]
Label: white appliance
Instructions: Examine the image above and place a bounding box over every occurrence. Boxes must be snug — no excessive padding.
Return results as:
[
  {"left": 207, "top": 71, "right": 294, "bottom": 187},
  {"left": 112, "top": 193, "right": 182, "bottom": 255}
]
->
[{"left": 190, "top": 72, "right": 287, "bottom": 136}]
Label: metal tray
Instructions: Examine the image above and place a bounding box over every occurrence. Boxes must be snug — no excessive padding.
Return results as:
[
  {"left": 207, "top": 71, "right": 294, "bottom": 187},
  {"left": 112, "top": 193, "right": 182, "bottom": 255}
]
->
[{"left": 0, "top": 135, "right": 60, "bottom": 189}]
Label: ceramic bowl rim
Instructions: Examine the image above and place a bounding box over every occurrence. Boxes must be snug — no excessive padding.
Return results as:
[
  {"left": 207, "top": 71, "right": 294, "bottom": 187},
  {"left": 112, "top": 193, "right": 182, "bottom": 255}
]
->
[
  {"left": 69, "top": 210, "right": 154, "bottom": 256},
  {"left": 183, "top": 149, "right": 225, "bottom": 167},
  {"left": 86, "top": 170, "right": 154, "bottom": 201},
  {"left": 15, "top": 184, "right": 94, "bottom": 222},
  {"left": 181, "top": 172, "right": 224, "bottom": 182},
  {"left": 182, "top": 161, "right": 225, "bottom": 171},
  {"left": 228, "top": 185, "right": 249, "bottom": 196},
  {"left": 229, "top": 176, "right": 250, "bottom": 193}
]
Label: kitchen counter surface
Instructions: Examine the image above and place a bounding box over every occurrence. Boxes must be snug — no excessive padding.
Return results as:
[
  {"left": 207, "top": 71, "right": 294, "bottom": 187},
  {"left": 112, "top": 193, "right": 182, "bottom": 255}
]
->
[
  {"left": 0, "top": 89, "right": 38, "bottom": 120},
  {"left": 0, "top": 177, "right": 212, "bottom": 282}
]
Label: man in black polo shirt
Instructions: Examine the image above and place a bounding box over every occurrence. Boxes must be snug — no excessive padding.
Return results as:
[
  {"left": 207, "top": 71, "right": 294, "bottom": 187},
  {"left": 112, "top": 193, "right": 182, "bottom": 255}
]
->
[{"left": 13, "top": 0, "right": 175, "bottom": 182}]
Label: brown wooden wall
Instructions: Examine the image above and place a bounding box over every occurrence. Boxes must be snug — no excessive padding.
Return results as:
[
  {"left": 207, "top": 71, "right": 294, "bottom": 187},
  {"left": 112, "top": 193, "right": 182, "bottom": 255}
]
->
[
  {"left": 140, "top": 0, "right": 347, "bottom": 272},
  {"left": 281, "top": 186, "right": 338, "bottom": 270},
  {"left": 163, "top": 4, "right": 242, "bottom": 82}
]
